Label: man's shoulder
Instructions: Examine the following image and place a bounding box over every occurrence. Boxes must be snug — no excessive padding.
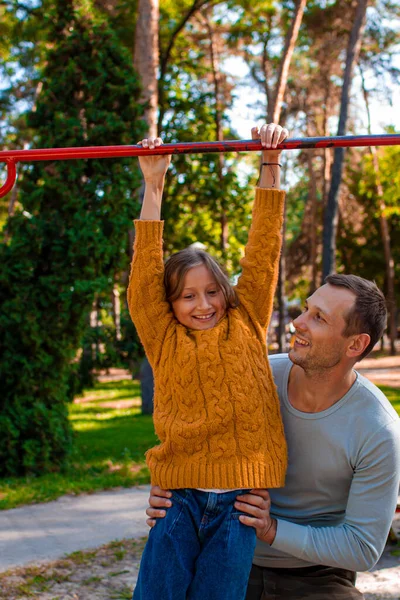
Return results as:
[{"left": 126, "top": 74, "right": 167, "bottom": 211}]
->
[
  {"left": 354, "top": 371, "right": 399, "bottom": 424},
  {"left": 269, "top": 352, "right": 291, "bottom": 366},
  {"left": 269, "top": 353, "right": 291, "bottom": 379}
]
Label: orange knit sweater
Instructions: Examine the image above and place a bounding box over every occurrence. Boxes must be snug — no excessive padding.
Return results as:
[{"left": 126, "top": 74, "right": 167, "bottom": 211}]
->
[{"left": 128, "top": 188, "right": 287, "bottom": 490}]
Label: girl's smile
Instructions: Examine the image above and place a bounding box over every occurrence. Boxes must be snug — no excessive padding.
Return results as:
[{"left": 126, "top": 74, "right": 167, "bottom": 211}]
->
[{"left": 171, "top": 264, "right": 226, "bottom": 330}]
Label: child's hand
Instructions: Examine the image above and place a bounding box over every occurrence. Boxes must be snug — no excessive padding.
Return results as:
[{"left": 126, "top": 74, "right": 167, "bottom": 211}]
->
[
  {"left": 137, "top": 137, "right": 172, "bottom": 181},
  {"left": 251, "top": 123, "right": 289, "bottom": 160}
]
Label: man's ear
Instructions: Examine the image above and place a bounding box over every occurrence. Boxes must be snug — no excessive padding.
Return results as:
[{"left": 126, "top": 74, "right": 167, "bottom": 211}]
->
[{"left": 346, "top": 333, "right": 371, "bottom": 359}]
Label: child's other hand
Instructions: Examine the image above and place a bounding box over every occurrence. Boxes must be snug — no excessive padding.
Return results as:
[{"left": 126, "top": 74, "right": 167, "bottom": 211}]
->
[
  {"left": 251, "top": 123, "right": 289, "bottom": 159},
  {"left": 137, "top": 137, "right": 171, "bottom": 182}
]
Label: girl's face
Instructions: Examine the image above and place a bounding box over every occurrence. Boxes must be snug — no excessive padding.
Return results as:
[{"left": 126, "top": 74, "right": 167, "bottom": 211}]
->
[{"left": 171, "top": 264, "right": 226, "bottom": 330}]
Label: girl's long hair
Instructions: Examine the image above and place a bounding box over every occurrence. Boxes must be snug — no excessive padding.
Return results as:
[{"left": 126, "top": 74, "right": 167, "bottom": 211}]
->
[{"left": 164, "top": 247, "right": 239, "bottom": 309}]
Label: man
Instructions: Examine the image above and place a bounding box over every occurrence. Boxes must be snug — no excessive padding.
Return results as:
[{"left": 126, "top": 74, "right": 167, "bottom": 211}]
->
[{"left": 146, "top": 274, "right": 400, "bottom": 599}]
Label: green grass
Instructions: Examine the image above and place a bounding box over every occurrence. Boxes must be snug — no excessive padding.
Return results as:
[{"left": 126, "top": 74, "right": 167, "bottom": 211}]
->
[
  {"left": 379, "top": 385, "right": 400, "bottom": 415},
  {"left": 0, "top": 379, "right": 158, "bottom": 510},
  {"left": 0, "top": 380, "right": 399, "bottom": 511}
]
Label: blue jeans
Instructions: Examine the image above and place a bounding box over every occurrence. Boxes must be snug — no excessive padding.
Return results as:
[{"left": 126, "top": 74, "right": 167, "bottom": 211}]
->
[{"left": 133, "top": 488, "right": 256, "bottom": 600}]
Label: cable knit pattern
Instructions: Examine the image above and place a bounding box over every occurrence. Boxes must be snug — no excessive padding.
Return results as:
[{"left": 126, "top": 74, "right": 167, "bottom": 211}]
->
[{"left": 128, "top": 188, "right": 287, "bottom": 489}]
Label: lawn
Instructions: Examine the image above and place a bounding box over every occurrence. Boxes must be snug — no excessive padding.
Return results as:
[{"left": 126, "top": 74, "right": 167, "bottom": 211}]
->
[
  {"left": 0, "top": 379, "right": 158, "bottom": 510},
  {"left": 0, "top": 381, "right": 399, "bottom": 510},
  {"left": 379, "top": 385, "right": 400, "bottom": 415}
]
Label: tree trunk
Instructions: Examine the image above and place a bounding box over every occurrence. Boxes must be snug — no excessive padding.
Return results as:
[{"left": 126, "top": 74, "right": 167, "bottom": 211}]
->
[
  {"left": 157, "top": 0, "right": 212, "bottom": 131},
  {"left": 202, "top": 11, "right": 228, "bottom": 254},
  {"left": 268, "top": 0, "right": 306, "bottom": 352},
  {"left": 378, "top": 200, "right": 397, "bottom": 355},
  {"left": 90, "top": 296, "right": 100, "bottom": 365},
  {"left": 3, "top": 167, "right": 19, "bottom": 242},
  {"left": 360, "top": 69, "right": 397, "bottom": 355},
  {"left": 133, "top": 0, "right": 159, "bottom": 137},
  {"left": 269, "top": 0, "right": 307, "bottom": 123},
  {"left": 133, "top": 0, "right": 160, "bottom": 413},
  {"left": 322, "top": 0, "right": 368, "bottom": 279},
  {"left": 322, "top": 81, "right": 333, "bottom": 207},
  {"left": 307, "top": 152, "right": 318, "bottom": 294},
  {"left": 140, "top": 356, "right": 154, "bottom": 415},
  {"left": 112, "top": 284, "right": 122, "bottom": 342},
  {"left": 277, "top": 215, "right": 287, "bottom": 353}
]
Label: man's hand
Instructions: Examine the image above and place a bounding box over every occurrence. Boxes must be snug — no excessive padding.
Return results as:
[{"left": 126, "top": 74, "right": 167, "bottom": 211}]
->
[
  {"left": 146, "top": 485, "right": 172, "bottom": 528},
  {"left": 235, "top": 489, "right": 277, "bottom": 545}
]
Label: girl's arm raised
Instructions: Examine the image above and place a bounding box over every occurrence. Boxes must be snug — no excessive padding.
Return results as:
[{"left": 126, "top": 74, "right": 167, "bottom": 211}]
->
[
  {"left": 127, "top": 138, "right": 173, "bottom": 367},
  {"left": 235, "top": 124, "right": 288, "bottom": 330},
  {"left": 138, "top": 137, "right": 171, "bottom": 220}
]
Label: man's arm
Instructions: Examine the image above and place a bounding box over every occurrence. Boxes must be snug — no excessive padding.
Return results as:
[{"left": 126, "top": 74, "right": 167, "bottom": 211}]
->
[{"left": 235, "top": 420, "right": 400, "bottom": 572}]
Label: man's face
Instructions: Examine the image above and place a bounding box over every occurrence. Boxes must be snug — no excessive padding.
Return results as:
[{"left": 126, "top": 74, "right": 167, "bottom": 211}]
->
[{"left": 289, "top": 284, "right": 357, "bottom": 373}]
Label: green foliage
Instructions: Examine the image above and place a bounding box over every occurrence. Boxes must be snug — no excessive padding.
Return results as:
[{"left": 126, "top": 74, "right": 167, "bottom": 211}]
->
[
  {"left": 0, "top": 0, "right": 145, "bottom": 476},
  {"left": 338, "top": 144, "right": 400, "bottom": 297},
  {"left": 158, "top": 5, "right": 256, "bottom": 275},
  {"left": 78, "top": 289, "right": 145, "bottom": 382},
  {"left": 1, "top": 379, "right": 399, "bottom": 510},
  {"left": 0, "top": 379, "right": 157, "bottom": 509}
]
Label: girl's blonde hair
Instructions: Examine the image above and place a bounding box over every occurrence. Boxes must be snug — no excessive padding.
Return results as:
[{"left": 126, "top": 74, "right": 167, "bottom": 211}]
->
[{"left": 164, "top": 247, "right": 239, "bottom": 308}]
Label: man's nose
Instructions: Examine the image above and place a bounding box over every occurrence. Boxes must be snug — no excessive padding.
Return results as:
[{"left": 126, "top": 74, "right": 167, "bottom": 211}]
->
[{"left": 293, "top": 313, "right": 306, "bottom": 331}]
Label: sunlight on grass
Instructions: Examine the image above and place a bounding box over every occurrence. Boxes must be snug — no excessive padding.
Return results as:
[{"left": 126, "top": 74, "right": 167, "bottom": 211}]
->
[
  {"left": 378, "top": 385, "right": 400, "bottom": 416},
  {"left": 1, "top": 380, "right": 399, "bottom": 510},
  {"left": 0, "top": 379, "right": 157, "bottom": 509}
]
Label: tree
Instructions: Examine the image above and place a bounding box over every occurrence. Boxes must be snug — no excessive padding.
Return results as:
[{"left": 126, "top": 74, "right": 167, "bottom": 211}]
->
[
  {"left": 269, "top": 0, "right": 307, "bottom": 123},
  {"left": 230, "top": 0, "right": 306, "bottom": 350},
  {"left": 0, "top": 0, "right": 145, "bottom": 476},
  {"left": 268, "top": 0, "right": 307, "bottom": 352},
  {"left": 337, "top": 144, "right": 400, "bottom": 337},
  {"left": 322, "top": 0, "right": 369, "bottom": 278},
  {"left": 134, "top": 0, "right": 160, "bottom": 137}
]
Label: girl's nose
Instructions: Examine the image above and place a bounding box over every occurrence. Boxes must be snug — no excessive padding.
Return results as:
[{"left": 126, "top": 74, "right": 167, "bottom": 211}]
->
[{"left": 198, "top": 294, "right": 212, "bottom": 309}]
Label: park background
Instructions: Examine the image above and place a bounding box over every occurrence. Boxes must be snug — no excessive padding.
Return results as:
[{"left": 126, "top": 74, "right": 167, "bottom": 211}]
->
[{"left": 0, "top": 0, "right": 400, "bottom": 587}]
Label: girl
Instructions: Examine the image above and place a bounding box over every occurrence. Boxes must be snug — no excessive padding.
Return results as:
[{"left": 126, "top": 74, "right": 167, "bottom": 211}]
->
[{"left": 128, "top": 123, "right": 288, "bottom": 600}]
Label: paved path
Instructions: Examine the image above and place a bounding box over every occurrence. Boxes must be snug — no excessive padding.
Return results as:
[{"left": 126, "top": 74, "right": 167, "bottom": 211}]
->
[
  {"left": 0, "top": 486, "right": 150, "bottom": 572},
  {"left": 356, "top": 354, "right": 400, "bottom": 389},
  {"left": 1, "top": 485, "right": 399, "bottom": 576},
  {"left": 1, "top": 355, "right": 399, "bottom": 575}
]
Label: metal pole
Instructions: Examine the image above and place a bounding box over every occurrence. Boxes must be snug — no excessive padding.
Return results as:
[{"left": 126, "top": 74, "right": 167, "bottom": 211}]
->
[{"left": 1, "top": 133, "right": 400, "bottom": 198}]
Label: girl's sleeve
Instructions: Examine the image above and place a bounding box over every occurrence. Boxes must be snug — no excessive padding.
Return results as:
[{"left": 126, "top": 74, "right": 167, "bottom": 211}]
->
[
  {"left": 127, "top": 220, "right": 174, "bottom": 367},
  {"left": 235, "top": 188, "right": 285, "bottom": 329}
]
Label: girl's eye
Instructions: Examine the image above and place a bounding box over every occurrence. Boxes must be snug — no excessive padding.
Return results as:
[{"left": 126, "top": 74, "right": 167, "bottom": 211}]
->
[
  {"left": 208, "top": 290, "right": 217, "bottom": 295},
  {"left": 183, "top": 294, "right": 194, "bottom": 300}
]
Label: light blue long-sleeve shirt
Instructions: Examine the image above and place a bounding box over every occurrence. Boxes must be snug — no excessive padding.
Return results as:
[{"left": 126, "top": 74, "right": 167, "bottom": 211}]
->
[{"left": 254, "top": 354, "right": 400, "bottom": 571}]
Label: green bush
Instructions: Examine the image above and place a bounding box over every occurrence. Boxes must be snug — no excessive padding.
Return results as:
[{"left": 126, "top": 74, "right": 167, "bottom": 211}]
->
[{"left": 0, "top": 0, "right": 145, "bottom": 476}]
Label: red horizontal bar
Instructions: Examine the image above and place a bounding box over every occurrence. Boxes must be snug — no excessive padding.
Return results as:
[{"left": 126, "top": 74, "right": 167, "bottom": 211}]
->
[
  {"left": 1, "top": 134, "right": 400, "bottom": 198},
  {"left": 1, "top": 134, "right": 400, "bottom": 162}
]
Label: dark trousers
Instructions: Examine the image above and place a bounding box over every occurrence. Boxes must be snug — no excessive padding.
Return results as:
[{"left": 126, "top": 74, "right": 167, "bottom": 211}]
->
[{"left": 245, "top": 563, "right": 365, "bottom": 600}]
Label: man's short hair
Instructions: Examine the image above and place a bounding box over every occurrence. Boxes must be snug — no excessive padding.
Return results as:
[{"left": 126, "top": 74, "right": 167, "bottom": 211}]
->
[{"left": 325, "top": 274, "right": 387, "bottom": 360}]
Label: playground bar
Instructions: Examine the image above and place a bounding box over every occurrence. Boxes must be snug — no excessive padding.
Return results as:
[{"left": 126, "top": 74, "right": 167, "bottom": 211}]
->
[{"left": 1, "top": 133, "right": 400, "bottom": 198}]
